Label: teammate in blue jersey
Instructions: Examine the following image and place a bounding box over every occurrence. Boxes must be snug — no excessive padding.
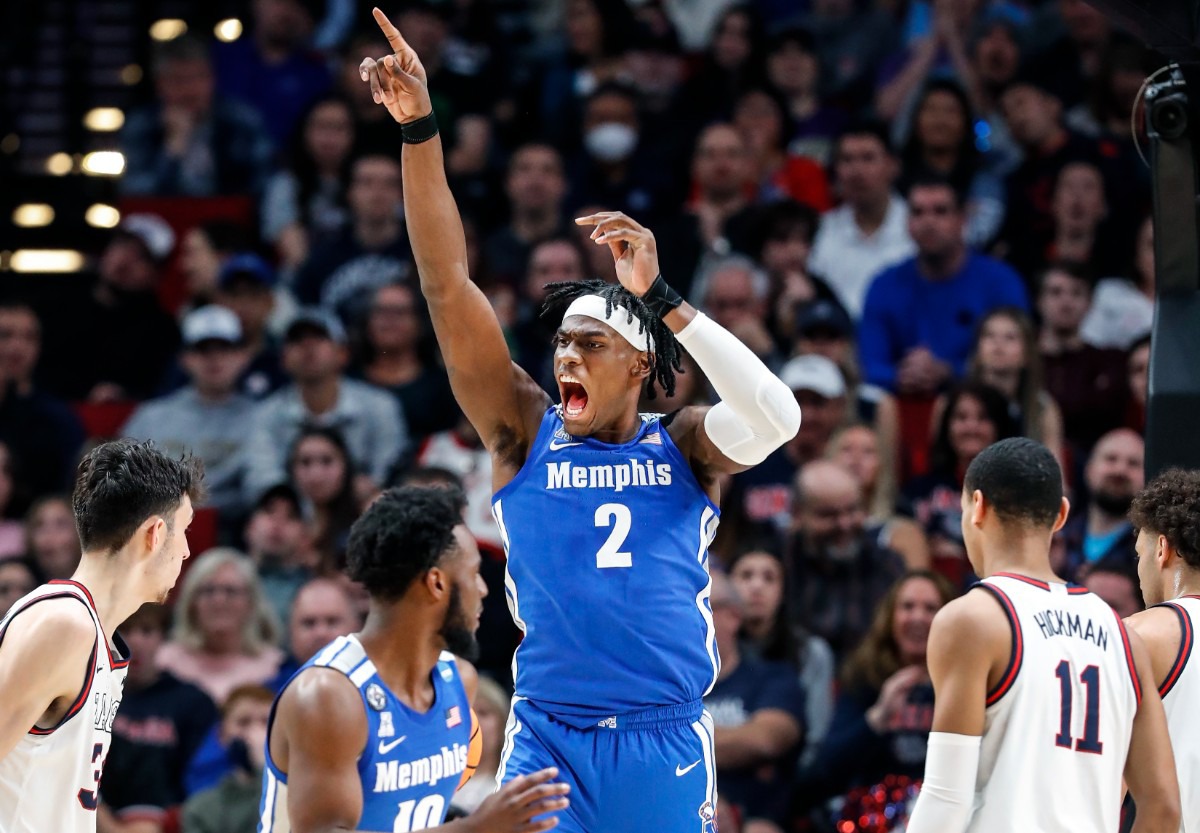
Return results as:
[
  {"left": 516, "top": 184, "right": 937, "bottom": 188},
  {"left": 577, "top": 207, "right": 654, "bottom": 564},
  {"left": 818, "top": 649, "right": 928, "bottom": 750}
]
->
[
  {"left": 360, "top": 9, "right": 802, "bottom": 831},
  {"left": 259, "top": 486, "right": 569, "bottom": 833}
]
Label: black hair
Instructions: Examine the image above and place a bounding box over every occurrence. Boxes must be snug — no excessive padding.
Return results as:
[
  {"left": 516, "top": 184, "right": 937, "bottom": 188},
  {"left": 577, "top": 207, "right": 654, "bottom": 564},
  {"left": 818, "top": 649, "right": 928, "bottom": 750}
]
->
[
  {"left": 901, "top": 78, "right": 980, "bottom": 198},
  {"left": 392, "top": 465, "right": 466, "bottom": 491},
  {"left": 1037, "top": 259, "right": 1097, "bottom": 294},
  {"left": 286, "top": 93, "right": 355, "bottom": 232},
  {"left": 1130, "top": 468, "right": 1200, "bottom": 570},
  {"left": 963, "top": 436, "right": 1064, "bottom": 528},
  {"left": 726, "top": 531, "right": 802, "bottom": 667},
  {"left": 345, "top": 485, "right": 468, "bottom": 602},
  {"left": 740, "top": 199, "right": 819, "bottom": 260},
  {"left": 288, "top": 426, "right": 359, "bottom": 570},
  {"left": 904, "top": 171, "right": 966, "bottom": 209},
  {"left": 835, "top": 119, "right": 894, "bottom": 158},
  {"left": 540, "top": 278, "right": 682, "bottom": 399},
  {"left": 73, "top": 439, "right": 206, "bottom": 553},
  {"left": 931, "top": 381, "right": 1018, "bottom": 476}
]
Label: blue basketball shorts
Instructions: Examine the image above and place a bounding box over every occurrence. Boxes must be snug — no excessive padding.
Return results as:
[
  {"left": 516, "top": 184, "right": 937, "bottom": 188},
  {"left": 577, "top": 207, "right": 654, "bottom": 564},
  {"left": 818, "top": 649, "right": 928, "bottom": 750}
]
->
[{"left": 495, "top": 697, "right": 718, "bottom": 833}]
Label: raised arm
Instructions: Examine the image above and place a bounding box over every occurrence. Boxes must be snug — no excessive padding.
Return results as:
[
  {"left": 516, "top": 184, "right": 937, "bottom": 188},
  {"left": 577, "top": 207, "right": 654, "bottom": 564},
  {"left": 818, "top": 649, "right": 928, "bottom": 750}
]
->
[
  {"left": 574, "top": 213, "right": 800, "bottom": 483},
  {"left": 362, "top": 8, "right": 549, "bottom": 460},
  {"left": 0, "top": 599, "right": 97, "bottom": 762}
]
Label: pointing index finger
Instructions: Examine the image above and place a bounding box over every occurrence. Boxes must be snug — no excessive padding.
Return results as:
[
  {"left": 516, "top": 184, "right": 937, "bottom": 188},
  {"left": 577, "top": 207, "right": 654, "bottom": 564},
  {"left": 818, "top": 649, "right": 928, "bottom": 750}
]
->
[{"left": 372, "top": 7, "right": 410, "bottom": 54}]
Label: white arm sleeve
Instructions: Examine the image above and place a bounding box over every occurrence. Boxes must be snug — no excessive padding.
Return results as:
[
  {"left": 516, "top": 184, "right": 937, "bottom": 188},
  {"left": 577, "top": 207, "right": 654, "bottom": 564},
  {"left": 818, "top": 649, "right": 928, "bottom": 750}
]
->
[
  {"left": 673, "top": 312, "right": 801, "bottom": 466},
  {"left": 904, "top": 732, "right": 982, "bottom": 833}
]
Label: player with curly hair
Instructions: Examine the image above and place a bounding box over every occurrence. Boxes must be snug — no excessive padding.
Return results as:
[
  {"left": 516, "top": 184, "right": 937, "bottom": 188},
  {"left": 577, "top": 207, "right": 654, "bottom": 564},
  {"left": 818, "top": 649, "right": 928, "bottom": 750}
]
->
[
  {"left": 259, "top": 486, "right": 569, "bottom": 833},
  {"left": 1126, "top": 467, "right": 1200, "bottom": 833}
]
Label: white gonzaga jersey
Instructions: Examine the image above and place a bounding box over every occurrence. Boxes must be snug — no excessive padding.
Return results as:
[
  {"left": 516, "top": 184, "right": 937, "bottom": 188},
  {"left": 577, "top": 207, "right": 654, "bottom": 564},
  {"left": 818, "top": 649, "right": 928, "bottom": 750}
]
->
[
  {"left": 1154, "top": 595, "right": 1200, "bottom": 833},
  {"left": 966, "top": 573, "right": 1141, "bottom": 833},
  {"left": 0, "top": 581, "right": 129, "bottom": 833}
]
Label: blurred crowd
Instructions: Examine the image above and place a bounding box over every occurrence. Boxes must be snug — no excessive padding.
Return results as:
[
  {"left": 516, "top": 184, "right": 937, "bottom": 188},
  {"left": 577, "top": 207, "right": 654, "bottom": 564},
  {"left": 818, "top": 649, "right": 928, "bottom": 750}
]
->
[{"left": 0, "top": 0, "right": 1162, "bottom": 830}]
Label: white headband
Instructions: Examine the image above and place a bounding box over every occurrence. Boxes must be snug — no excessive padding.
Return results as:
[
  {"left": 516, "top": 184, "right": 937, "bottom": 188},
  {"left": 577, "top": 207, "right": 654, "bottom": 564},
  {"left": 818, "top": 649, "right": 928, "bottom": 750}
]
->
[{"left": 562, "top": 294, "right": 652, "bottom": 352}]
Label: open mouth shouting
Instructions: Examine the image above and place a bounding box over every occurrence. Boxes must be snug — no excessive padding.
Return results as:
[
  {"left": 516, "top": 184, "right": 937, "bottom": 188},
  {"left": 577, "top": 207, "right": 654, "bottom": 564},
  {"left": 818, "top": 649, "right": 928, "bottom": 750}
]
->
[{"left": 559, "top": 373, "right": 590, "bottom": 419}]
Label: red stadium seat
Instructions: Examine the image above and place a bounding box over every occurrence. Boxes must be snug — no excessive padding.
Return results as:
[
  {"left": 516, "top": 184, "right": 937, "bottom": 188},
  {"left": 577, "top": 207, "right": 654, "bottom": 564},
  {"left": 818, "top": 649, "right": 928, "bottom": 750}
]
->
[{"left": 71, "top": 401, "right": 138, "bottom": 440}]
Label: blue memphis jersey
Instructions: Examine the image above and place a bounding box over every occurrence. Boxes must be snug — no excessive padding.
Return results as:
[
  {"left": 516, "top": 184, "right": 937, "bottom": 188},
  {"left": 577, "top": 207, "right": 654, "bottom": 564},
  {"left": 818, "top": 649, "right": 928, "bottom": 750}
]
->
[
  {"left": 491, "top": 406, "right": 720, "bottom": 722},
  {"left": 259, "top": 636, "right": 472, "bottom": 833}
]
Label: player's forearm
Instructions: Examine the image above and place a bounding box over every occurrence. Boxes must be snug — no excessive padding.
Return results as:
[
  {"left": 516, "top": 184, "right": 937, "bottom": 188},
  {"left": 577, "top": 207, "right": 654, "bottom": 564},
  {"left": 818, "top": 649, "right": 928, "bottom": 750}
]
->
[
  {"left": 672, "top": 309, "right": 801, "bottom": 465},
  {"left": 1130, "top": 801, "right": 1182, "bottom": 833},
  {"left": 401, "top": 134, "right": 470, "bottom": 302}
]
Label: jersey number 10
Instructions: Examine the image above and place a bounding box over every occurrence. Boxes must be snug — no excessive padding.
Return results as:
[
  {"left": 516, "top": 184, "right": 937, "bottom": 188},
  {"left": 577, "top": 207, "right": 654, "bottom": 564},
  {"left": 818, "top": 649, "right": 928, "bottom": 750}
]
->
[
  {"left": 1054, "top": 661, "right": 1103, "bottom": 754},
  {"left": 393, "top": 795, "right": 445, "bottom": 831}
]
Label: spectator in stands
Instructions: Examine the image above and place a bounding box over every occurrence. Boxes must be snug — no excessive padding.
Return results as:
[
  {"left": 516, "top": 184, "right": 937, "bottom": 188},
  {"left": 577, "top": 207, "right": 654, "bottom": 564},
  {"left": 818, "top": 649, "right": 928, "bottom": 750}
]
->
[
  {"left": 968, "top": 12, "right": 1024, "bottom": 174},
  {"left": 24, "top": 495, "right": 81, "bottom": 580},
  {"left": 293, "top": 153, "right": 412, "bottom": 323},
  {"left": 802, "top": 0, "right": 897, "bottom": 110},
  {"left": 1060, "top": 428, "right": 1143, "bottom": 577},
  {"left": 104, "top": 603, "right": 218, "bottom": 830},
  {"left": 483, "top": 143, "right": 569, "bottom": 288},
  {"left": 858, "top": 176, "right": 1028, "bottom": 395},
  {"left": 181, "top": 685, "right": 275, "bottom": 833},
  {"left": 179, "top": 220, "right": 257, "bottom": 310},
  {"left": 787, "top": 460, "right": 907, "bottom": 658},
  {"left": 997, "top": 72, "right": 1102, "bottom": 278},
  {"left": 336, "top": 30, "right": 395, "bottom": 149},
  {"left": 0, "top": 302, "right": 84, "bottom": 497},
  {"left": 567, "top": 82, "right": 667, "bottom": 220},
  {"left": 244, "top": 484, "right": 312, "bottom": 627},
  {"left": 157, "top": 548, "right": 284, "bottom": 704},
  {"left": 765, "top": 26, "right": 847, "bottom": 165},
  {"left": 799, "top": 571, "right": 954, "bottom": 828},
  {"left": 40, "top": 214, "right": 180, "bottom": 401},
  {"left": 704, "top": 572, "right": 806, "bottom": 832},
  {"left": 450, "top": 676, "right": 513, "bottom": 813},
  {"left": 905, "top": 382, "right": 1017, "bottom": 587},
  {"left": 268, "top": 576, "right": 358, "bottom": 689},
  {"left": 827, "top": 423, "right": 930, "bottom": 570},
  {"left": 0, "top": 557, "right": 37, "bottom": 617},
  {"left": 899, "top": 79, "right": 1005, "bottom": 247},
  {"left": 728, "top": 544, "right": 837, "bottom": 767},
  {"left": 1037, "top": 262, "right": 1130, "bottom": 454},
  {"left": 808, "top": 122, "right": 915, "bottom": 317},
  {"left": 1081, "top": 214, "right": 1155, "bottom": 349},
  {"left": 412, "top": 417, "right": 500, "bottom": 553},
  {"left": 261, "top": 94, "right": 356, "bottom": 272},
  {"left": 692, "top": 255, "right": 777, "bottom": 364},
  {"left": 728, "top": 355, "right": 847, "bottom": 531},
  {"left": 511, "top": 237, "right": 588, "bottom": 394},
  {"left": 212, "top": 254, "right": 290, "bottom": 397},
  {"left": 1082, "top": 558, "right": 1143, "bottom": 617},
  {"left": 212, "top": 0, "right": 332, "bottom": 148},
  {"left": 1033, "top": 0, "right": 1113, "bottom": 109},
  {"left": 120, "top": 35, "right": 272, "bottom": 197},
  {"left": 123, "top": 306, "right": 256, "bottom": 514},
  {"left": 351, "top": 283, "right": 458, "bottom": 442},
  {"left": 675, "top": 5, "right": 767, "bottom": 132},
  {"left": 732, "top": 87, "right": 832, "bottom": 210},
  {"left": 960, "top": 307, "right": 1065, "bottom": 461},
  {"left": 1125, "top": 335, "right": 1150, "bottom": 433},
  {"left": 242, "top": 308, "right": 408, "bottom": 504},
  {"left": 0, "top": 443, "right": 28, "bottom": 559},
  {"left": 288, "top": 426, "right": 361, "bottom": 571},
  {"left": 1039, "top": 160, "right": 1117, "bottom": 278}
]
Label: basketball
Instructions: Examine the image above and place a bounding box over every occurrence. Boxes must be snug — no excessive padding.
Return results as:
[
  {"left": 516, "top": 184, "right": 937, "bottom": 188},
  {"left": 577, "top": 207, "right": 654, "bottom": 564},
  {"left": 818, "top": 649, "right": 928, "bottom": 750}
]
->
[{"left": 457, "top": 708, "right": 482, "bottom": 790}]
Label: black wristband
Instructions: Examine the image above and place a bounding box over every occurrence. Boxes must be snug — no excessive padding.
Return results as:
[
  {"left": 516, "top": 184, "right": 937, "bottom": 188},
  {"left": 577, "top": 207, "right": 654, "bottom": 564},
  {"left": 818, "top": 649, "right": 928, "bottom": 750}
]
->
[
  {"left": 401, "top": 112, "right": 439, "bottom": 144},
  {"left": 642, "top": 274, "right": 683, "bottom": 318}
]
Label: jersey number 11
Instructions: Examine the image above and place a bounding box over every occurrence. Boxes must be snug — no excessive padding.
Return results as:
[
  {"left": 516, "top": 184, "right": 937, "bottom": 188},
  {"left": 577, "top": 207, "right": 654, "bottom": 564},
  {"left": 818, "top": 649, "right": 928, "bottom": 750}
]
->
[{"left": 1054, "top": 661, "right": 1103, "bottom": 754}]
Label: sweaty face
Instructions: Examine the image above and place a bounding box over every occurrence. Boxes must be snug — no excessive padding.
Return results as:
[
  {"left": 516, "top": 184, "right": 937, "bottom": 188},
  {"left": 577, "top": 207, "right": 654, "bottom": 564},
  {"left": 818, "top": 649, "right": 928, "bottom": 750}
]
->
[
  {"left": 438, "top": 526, "right": 487, "bottom": 661},
  {"left": 554, "top": 315, "right": 647, "bottom": 436}
]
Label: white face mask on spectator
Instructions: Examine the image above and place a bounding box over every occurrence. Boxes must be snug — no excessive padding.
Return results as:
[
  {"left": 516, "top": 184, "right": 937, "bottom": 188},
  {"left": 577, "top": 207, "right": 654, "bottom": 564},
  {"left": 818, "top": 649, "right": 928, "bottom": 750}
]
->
[{"left": 584, "top": 122, "right": 638, "bottom": 162}]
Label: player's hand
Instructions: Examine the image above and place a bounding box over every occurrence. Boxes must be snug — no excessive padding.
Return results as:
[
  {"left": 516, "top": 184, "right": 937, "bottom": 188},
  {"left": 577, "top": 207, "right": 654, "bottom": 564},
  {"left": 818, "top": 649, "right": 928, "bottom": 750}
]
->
[
  {"left": 359, "top": 7, "right": 432, "bottom": 124},
  {"left": 468, "top": 767, "right": 570, "bottom": 832},
  {"left": 575, "top": 212, "right": 660, "bottom": 297}
]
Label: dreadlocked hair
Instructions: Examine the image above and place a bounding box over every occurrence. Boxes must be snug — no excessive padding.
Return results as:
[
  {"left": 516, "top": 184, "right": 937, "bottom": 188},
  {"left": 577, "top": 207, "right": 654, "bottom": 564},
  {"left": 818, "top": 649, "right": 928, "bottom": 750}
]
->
[{"left": 541, "top": 279, "right": 683, "bottom": 400}]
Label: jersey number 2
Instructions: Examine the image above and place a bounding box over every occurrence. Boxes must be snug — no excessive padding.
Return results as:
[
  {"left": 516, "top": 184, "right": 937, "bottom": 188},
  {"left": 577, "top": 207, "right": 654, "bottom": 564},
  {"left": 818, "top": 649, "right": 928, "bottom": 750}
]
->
[
  {"left": 595, "top": 503, "right": 632, "bottom": 568},
  {"left": 1054, "top": 661, "right": 1103, "bottom": 754},
  {"left": 393, "top": 795, "right": 445, "bottom": 831}
]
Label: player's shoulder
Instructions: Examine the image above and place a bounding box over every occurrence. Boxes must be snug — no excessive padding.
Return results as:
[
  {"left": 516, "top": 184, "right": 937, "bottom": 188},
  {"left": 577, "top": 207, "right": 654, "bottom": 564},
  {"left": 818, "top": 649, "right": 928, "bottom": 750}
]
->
[
  {"left": 1125, "top": 604, "right": 1184, "bottom": 643},
  {"left": 931, "top": 587, "right": 1013, "bottom": 644},
  {"left": 443, "top": 652, "right": 478, "bottom": 703},
  {"left": 281, "top": 664, "right": 363, "bottom": 717},
  {"left": 2, "top": 593, "right": 95, "bottom": 641}
]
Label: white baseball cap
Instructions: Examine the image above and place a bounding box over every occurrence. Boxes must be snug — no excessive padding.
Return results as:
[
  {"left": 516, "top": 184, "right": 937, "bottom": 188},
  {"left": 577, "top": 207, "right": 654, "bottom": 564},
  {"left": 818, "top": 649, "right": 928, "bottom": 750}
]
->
[
  {"left": 182, "top": 305, "right": 243, "bottom": 347},
  {"left": 779, "top": 354, "right": 846, "bottom": 399},
  {"left": 119, "top": 213, "right": 176, "bottom": 261}
]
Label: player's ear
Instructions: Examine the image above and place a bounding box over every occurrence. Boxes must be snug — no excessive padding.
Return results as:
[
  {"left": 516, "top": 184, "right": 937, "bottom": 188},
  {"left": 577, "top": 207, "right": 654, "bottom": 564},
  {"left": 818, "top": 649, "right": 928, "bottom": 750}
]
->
[
  {"left": 969, "top": 489, "right": 987, "bottom": 528},
  {"left": 1051, "top": 496, "right": 1070, "bottom": 534},
  {"left": 1157, "top": 534, "right": 1173, "bottom": 568},
  {"left": 631, "top": 351, "right": 651, "bottom": 380},
  {"left": 140, "top": 515, "right": 166, "bottom": 556},
  {"left": 425, "top": 566, "right": 449, "bottom": 600}
]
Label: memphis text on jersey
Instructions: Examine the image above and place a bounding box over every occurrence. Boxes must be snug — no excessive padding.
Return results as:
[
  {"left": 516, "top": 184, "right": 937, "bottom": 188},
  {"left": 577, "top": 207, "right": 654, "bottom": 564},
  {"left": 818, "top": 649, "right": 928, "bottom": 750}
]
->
[
  {"left": 545, "top": 460, "right": 672, "bottom": 492},
  {"left": 372, "top": 743, "right": 469, "bottom": 793},
  {"left": 1032, "top": 607, "right": 1111, "bottom": 650}
]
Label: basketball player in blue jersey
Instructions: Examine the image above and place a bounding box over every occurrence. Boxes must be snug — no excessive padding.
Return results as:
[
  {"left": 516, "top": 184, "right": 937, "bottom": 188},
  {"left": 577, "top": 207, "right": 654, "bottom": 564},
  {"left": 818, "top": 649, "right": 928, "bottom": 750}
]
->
[
  {"left": 360, "top": 9, "right": 802, "bottom": 831},
  {"left": 259, "top": 486, "right": 569, "bottom": 833}
]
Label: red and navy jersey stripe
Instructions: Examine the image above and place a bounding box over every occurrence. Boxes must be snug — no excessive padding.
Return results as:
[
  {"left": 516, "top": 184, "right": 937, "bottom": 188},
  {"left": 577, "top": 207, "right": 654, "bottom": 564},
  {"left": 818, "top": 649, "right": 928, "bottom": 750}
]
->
[
  {"left": 990, "top": 572, "right": 1089, "bottom": 594},
  {"left": 48, "top": 579, "right": 129, "bottom": 668},
  {"left": 1112, "top": 609, "right": 1143, "bottom": 706},
  {"left": 1155, "top": 601, "right": 1194, "bottom": 698},
  {"left": 0, "top": 589, "right": 101, "bottom": 735},
  {"left": 977, "top": 583, "right": 1023, "bottom": 706}
]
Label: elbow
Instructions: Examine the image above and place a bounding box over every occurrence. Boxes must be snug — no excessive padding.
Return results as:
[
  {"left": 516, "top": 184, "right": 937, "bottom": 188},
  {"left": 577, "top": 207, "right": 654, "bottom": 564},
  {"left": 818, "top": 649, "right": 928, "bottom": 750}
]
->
[{"left": 765, "top": 377, "right": 802, "bottom": 443}]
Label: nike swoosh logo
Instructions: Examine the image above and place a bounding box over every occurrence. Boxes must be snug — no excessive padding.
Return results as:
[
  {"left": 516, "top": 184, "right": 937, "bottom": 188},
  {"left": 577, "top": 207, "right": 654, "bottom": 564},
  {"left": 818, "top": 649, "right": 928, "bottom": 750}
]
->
[
  {"left": 676, "top": 760, "right": 700, "bottom": 777},
  {"left": 378, "top": 736, "right": 407, "bottom": 754},
  {"left": 549, "top": 440, "right": 584, "bottom": 450}
]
